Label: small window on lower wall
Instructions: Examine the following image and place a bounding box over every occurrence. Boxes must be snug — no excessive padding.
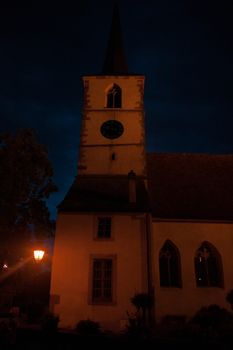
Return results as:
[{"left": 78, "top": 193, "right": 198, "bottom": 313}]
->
[
  {"left": 91, "top": 257, "right": 115, "bottom": 304},
  {"left": 97, "top": 217, "right": 112, "bottom": 239},
  {"left": 159, "top": 240, "right": 182, "bottom": 288}
]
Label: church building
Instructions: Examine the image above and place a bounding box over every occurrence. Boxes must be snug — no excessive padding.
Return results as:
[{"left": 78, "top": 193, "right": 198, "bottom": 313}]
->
[{"left": 50, "top": 5, "right": 233, "bottom": 331}]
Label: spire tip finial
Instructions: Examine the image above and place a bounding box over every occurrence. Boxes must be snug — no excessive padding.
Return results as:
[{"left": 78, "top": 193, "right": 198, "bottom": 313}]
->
[{"left": 102, "top": 3, "right": 128, "bottom": 75}]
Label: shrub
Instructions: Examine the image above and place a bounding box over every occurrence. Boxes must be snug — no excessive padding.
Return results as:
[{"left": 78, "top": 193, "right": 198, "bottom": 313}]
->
[
  {"left": 125, "top": 293, "right": 154, "bottom": 340},
  {"left": 226, "top": 290, "right": 233, "bottom": 310},
  {"left": 27, "top": 301, "right": 44, "bottom": 323},
  {"left": 190, "top": 304, "right": 233, "bottom": 332},
  {"left": 41, "top": 313, "right": 59, "bottom": 334},
  {"left": 130, "top": 293, "right": 153, "bottom": 328},
  {"left": 0, "top": 315, "right": 17, "bottom": 346},
  {"left": 131, "top": 293, "right": 153, "bottom": 311},
  {"left": 75, "top": 319, "right": 102, "bottom": 336}
]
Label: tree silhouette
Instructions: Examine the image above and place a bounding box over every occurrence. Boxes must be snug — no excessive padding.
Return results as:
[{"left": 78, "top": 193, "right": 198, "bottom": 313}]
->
[{"left": 0, "top": 128, "right": 57, "bottom": 264}]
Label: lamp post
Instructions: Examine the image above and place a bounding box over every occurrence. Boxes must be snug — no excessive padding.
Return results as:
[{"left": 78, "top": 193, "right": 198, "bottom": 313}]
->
[
  {"left": 0, "top": 245, "right": 47, "bottom": 321},
  {"left": 25, "top": 246, "right": 47, "bottom": 322},
  {"left": 0, "top": 247, "right": 45, "bottom": 281}
]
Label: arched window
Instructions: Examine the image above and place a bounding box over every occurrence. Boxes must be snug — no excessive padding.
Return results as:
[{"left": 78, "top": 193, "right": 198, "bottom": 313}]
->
[
  {"left": 194, "top": 242, "right": 223, "bottom": 287},
  {"left": 106, "top": 84, "right": 122, "bottom": 108},
  {"left": 159, "top": 240, "right": 182, "bottom": 287}
]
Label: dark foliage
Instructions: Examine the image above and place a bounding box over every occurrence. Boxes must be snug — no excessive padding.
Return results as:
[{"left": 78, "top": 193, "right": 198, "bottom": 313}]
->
[
  {"left": 41, "top": 312, "right": 59, "bottom": 334},
  {"left": 131, "top": 293, "right": 153, "bottom": 311},
  {"left": 126, "top": 293, "right": 154, "bottom": 339},
  {"left": 0, "top": 128, "right": 57, "bottom": 263},
  {"left": 27, "top": 301, "right": 44, "bottom": 324},
  {"left": 226, "top": 289, "right": 233, "bottom": 310},
  {"left": 190, "top": 304, "right": 233, "bottom": 331},
  {"left": 75, "top": 319, "right": 102, "bottom": 336}
]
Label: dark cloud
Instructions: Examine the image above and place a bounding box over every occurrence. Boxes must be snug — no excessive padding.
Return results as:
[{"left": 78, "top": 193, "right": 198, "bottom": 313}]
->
[{"left": 0, "top": 0, "right": 232, "bottom": 218}]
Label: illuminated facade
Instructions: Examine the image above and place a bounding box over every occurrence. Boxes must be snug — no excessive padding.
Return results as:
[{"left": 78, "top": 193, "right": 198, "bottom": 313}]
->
[{"left": 50, "top": 5, "right": 233, "bottom": 331}]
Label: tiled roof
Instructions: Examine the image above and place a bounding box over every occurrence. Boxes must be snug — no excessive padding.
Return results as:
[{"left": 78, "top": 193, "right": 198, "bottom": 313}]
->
[
  {"left": 147, "top": 153, "right": 233, "bottom": 221},
  {"left": 58, "top": 175, "right": 150, "bottom": 213},
  {"left": 58, "top": 153, "right": 233, "bottom": 220}
]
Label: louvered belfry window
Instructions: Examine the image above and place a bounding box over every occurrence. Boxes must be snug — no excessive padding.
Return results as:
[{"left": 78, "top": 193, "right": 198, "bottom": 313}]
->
[{"left": 107, "top": 84, "right": 122, "bottom": 108}]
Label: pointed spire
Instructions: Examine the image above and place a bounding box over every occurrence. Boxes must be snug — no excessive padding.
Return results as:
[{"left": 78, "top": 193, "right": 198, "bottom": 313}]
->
[{"left": 102, "top": 3, "right": 128, "bottom": 75}]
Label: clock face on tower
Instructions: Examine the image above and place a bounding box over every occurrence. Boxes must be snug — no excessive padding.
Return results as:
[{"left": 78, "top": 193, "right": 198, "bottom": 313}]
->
[{"left": 100, "top": 120, "right": 124, "bottom": 139}]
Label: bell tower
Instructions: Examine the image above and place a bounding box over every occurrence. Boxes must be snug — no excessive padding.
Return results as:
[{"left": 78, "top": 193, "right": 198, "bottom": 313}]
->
[
  {"left": 78, "top": 4, "right": 146, "bottom": 176},
  {"left": 50, "top": 5, "right": 151, "bottom": 332}
]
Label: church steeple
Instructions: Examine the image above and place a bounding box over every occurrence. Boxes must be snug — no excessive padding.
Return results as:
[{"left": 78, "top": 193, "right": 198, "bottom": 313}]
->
[
  {"left": 102, "top": 4, "right": 128, "bottom": 75},
  {"left": 78, "top": 3, "right": 145, "bottom": 176}
]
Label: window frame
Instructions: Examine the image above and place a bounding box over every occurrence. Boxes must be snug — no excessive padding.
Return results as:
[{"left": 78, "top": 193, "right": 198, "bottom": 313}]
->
[
  {"left": 194, "top": 242, "right": 223, "bottom": 288},
  {"left": 94, "top": 216, "right": 114, "bottom": 240},
  {"left": 159, "top": 240, "right": 182, "bottom": 288},
  {"left": 106, "top": 84, "right": 122, "bottom": 108},
  {"left": 89, "top": 255, "right": 117, "bottom": 305}
]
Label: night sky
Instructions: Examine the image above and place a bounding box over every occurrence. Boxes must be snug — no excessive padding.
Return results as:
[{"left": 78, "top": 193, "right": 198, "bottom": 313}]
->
[{"left": 0, "top": 0, "right": 232, "bottom": 219}]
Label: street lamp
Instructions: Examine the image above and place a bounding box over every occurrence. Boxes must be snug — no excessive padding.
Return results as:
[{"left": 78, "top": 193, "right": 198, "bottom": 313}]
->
[{"left": 33, "top": 249, "right": 45, "bottom": 262}]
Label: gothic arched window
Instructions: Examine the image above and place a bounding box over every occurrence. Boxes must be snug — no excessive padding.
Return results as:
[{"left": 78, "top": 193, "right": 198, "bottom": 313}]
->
[
  {"left": 159, "top": 240, "right": 182, "bottom": 287},
  {"left": 106, "top": 84, "right": 122, "bottom": 108},
  {"left": 194, "top": 242, "right": 223, "bottom": 287}
]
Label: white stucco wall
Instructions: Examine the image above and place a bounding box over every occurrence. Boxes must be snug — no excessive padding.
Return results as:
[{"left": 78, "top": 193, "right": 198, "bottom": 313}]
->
[
  {"left": 152, "top": 220, "right": 233, "bottom": 321},
  {"left": 50, "top": 212, "right": 148, "bottom": 331}
]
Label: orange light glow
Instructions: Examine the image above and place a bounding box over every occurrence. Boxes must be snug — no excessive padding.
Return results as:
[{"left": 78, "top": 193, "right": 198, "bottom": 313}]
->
[{"left": 33, "top": 249, "right": 45, "bottom": 262}]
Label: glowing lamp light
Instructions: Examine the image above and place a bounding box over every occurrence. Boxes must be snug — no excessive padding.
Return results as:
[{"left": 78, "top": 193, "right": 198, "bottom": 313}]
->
[{"left": 33, "top": 249, "right": 45, "bottom": 262}]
